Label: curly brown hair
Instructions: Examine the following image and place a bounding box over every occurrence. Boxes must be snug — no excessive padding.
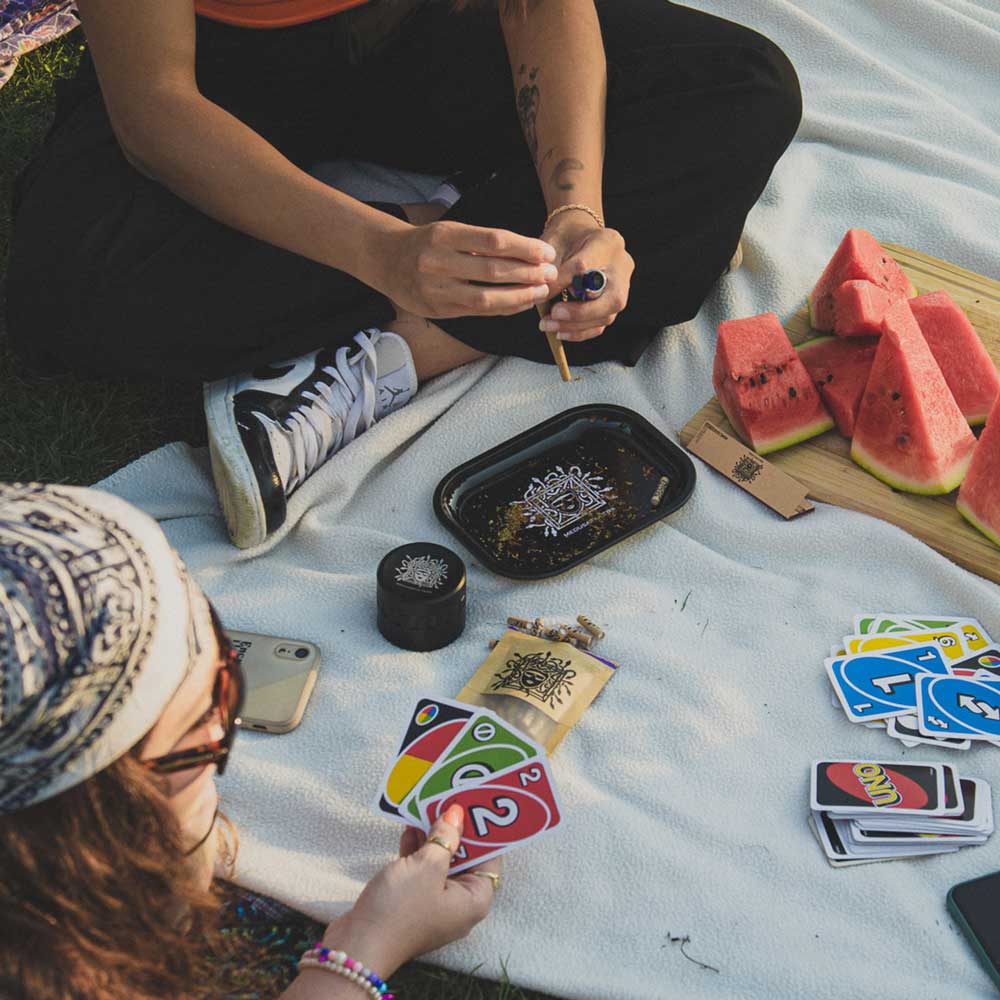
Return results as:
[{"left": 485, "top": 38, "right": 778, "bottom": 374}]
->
[{"left": 0, "top": 752, "right": 225, "bottom": 1000}]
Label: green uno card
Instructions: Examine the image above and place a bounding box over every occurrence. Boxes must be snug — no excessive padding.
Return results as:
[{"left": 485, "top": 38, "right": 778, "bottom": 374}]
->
[{"left": 403, "top": 711, "right": 541, "bottom": 824}]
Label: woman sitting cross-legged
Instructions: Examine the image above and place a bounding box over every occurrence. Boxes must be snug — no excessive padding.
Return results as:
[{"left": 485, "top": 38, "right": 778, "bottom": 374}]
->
[
  {"left": 6, "top": 1, "right": 801, "bottom": 548},
  {"left": 0, "top": 482, "right": 500, "bottom": 1000}
]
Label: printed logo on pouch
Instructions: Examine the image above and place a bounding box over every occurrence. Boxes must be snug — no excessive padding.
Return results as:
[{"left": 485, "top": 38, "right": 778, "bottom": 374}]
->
[
  {"left": 731, "top": 454, "right": 763, "bottom": 484},
  {"left": 394, "top": 554, "right": 449, "bottom": 591},
  {"left": 490, "top": 651, "right": 577, "bottom": 709},
  {"left": 514, "top": 465, "right": 615, "bottom": 538}
]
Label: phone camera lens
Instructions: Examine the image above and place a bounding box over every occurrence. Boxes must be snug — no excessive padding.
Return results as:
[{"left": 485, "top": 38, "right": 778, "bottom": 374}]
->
[{"left": 295, "top": 647, "right": 308, "bottom": 659}]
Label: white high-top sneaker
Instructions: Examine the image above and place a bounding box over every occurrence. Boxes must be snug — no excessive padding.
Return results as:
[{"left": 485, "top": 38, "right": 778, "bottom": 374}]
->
[{"left": 204, "top": 329, "right": 417, "bottom": 548}]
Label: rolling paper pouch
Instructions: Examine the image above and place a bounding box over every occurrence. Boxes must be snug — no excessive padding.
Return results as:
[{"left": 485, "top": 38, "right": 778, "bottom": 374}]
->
[{"left": 457, "top": 629, "right": 616, "bottom": 753}]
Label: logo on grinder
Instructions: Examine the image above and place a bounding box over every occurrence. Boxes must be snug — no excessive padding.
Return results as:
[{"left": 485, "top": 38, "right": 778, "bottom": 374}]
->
[{"left": 394, "top": 554, "right": 449, "bottom": 591}]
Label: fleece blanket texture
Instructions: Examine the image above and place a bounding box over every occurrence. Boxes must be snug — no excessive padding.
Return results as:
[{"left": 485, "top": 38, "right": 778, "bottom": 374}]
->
[{"left": 97, "top": 2, "right": 1000, "bottom": 997}]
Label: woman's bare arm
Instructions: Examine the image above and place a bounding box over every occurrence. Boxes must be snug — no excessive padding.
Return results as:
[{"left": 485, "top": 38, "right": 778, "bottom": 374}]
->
[
  {"left": 499, "top": 0, "right": 607, "bottom": 221},
  {"left": 77, "top": 0, "right": 404, "bottom": 290},
  {"left": 75, "top": 0, "right": 556, "bottom": 320}
]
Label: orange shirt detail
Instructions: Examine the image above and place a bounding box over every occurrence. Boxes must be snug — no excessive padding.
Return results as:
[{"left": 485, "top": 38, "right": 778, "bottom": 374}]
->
[{"left": 194, "top": 0, "right": 372, "bottom": 29}]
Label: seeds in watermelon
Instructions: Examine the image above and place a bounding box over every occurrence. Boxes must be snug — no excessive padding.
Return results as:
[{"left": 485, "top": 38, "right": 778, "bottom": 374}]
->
[
  {"left": 832, "top": 280, "right": 893, "bottom": 337},
  {"left": 851, "top": 300, "right": 976, "bottom": 494},
  {"left": 797, "top": 335, "right": 879, "bottom": 437},
  {"left": 808, "top": 229, "right": 916, "bottom": 331},
  {"left": 957, "top": 396, "right": 1000, "bottom": 547},
  {"left": 908, "top": 290, "right": 1000, "bottom": 426},
  {"left": 713, "top": 312, "right": 833, "bottom": 454}
]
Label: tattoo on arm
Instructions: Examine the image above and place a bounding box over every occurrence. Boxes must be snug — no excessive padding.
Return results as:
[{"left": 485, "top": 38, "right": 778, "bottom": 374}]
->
[
  {"left": 550, "top": 157, "right": 583, "bottom": 192},
  {"left": 502, "top": 0, "right": 544, "bottom": 17},
  {"left": 516, "top": 64, "right": 540, "bottom": 163}
]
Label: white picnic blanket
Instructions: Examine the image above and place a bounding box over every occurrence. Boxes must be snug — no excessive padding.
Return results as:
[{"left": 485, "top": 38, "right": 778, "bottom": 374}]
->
[{"left": 98, "top": 2, "right": 1000, "bottom": 997}]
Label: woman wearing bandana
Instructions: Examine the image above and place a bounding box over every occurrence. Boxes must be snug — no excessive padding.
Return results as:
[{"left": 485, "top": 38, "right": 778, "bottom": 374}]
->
[
  {"left": 6, "top": 1, "right": 800, "bottom": 549},
  {"left": 0, "top": 483, "right": 500, "bottom": 999}
]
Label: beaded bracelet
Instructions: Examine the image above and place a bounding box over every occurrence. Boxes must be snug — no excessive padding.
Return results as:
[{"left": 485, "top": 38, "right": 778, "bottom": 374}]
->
[
  {"left": 543, "top": 203, "right": 604, "bottom": 230},
  {"left": 298, "top": 945, "right": 393, "bottom": 999}
]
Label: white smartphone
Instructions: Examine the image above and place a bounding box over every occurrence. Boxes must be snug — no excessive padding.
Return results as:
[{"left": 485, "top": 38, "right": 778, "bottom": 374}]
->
[{"left": 224, "top": 628, "right": 320, "bottom": 734}]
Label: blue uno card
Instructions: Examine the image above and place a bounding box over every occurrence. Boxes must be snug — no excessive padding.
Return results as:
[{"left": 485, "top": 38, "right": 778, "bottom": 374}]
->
[
  {"left": 916, "top": 674, "right": 1000, "bottom": 741},
  {"left": 826, "top": 644, "right": 952, "bottom": 722}
]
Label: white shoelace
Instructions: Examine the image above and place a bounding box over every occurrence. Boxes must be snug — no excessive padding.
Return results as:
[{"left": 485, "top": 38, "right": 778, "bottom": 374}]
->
[{"left": 262, "top": 331, "right": 379, "bottom": 492}]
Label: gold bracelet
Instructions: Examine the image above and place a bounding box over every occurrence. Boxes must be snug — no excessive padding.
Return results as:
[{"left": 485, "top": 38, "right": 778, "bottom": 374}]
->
[{"left": 544, "top": 203, "right": 604, "bottom": 230}]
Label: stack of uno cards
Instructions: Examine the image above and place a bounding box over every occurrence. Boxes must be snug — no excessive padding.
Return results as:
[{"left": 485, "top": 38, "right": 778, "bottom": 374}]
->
[
  {"left": 373, "top": 696, "right": 562, "bottom": 875},
  {"left": 808, "top": 760, "right": 993, "bottom": 865},
  {"left": 825, "top": 612, "right": 1000, "bottom": 749}
]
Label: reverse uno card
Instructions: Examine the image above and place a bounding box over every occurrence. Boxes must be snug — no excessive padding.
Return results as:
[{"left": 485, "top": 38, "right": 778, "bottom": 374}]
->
[
  {"left": 810, "top": 760, "right": 944, "bottom": 815},
  {"left": 915, "top": 674, "right": 1000, "bottom": 742},
  {"left": 845, "top": 629, "right": 971, "bottom": 663},
  {"left": 374, "top": 697, "right": 476, "bottom": 823},
  {"left": 402, "top": 711, "right": 542, "bottom": 824},
  {"left": 826, "top": 645, "right": 951, "bottom": 722},
  {"left": 886, "top": 713, "right": 972, "bottom": 750},
  {"left": 418, "top": 757, "right": 562, "bottom": 874}
]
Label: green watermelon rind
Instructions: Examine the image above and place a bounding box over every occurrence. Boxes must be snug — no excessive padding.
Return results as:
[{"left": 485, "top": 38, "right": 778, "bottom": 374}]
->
[
  {"left": 796, "top": 335, "right": 837, "bottom": 355},
  {"left": 754, "top": 414, "right": 835, "bottom": 455},
  {"left": 957, "top": 496, "right": 1000, "bottom": 549},
  {"left": 850, "top": 437, "right": 972, "bottom": 495}
]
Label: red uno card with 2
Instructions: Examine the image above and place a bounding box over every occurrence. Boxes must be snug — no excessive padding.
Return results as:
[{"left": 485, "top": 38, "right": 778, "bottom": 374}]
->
[{"left": 420, "top": 758, "right": 563, "bottom": 874}]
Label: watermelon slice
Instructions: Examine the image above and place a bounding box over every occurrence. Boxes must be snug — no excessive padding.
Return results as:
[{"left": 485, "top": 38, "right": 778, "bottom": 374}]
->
[
  {"left": 851, "top": 301, "right": 976, "bottom": 494},
  {"left": 713, "top": 312, "right": 834, "bottom": 454},
  {"left": 797, "top": 335, "right": 879, "bottom": 437},
  {"left": 808, "top": 229, "right": 916, "bottom": 331},
  {"left": 832, "top": 280, "right": 893, "bottom": 337},
  {"left": 908, "top": 290, "right": 1000, "bottom": 426},
  {"left": 957, "top": 397, "right": 1000, "bottom": 547}
]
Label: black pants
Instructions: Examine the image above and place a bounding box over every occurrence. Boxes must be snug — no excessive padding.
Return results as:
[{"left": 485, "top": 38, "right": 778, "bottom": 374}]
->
[{"left": 6, "top": 0, "right": 801, "bottom": 382}]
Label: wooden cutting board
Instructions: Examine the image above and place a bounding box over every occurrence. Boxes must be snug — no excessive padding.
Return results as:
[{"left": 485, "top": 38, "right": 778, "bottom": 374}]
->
[{"left": 678, "top": 243, "right": 1000, "bottom": 584}]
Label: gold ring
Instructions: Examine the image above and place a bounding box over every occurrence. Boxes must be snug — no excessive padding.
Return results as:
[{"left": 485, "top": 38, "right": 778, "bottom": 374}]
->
[
  {"left": 471, "top": 871, "right": 501, "bottom": 891},
  {"left": 427, "top": 835, "right": 455, "bottom": 855}
]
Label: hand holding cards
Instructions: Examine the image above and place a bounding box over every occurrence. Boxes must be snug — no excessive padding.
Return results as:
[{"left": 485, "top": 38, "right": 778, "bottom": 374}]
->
[
  {"left": 374, "top": 696, "right": 562, "bottom": 875},
  {"left": 808, "top": 760, "right": 993, "bottom": 866}
]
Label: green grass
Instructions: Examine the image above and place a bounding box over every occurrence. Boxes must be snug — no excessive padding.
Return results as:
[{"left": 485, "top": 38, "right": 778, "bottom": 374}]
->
[{"left": 0, "top": 32, "right": 558, "bottom": 1000}]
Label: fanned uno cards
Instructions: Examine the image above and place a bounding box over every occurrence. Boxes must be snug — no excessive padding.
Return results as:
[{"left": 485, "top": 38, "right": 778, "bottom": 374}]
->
[
  {"left": 808, "top": 764, "right": 994, "bottom": 866},
  {"left": 374, "top": 696, "right": 562, "bottom": 874},
  {"left": 825, "top": 612, "right": 998, "bottom": 750}
]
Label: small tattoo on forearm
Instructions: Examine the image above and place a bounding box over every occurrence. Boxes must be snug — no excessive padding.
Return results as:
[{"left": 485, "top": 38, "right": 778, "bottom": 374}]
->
[
  {"left": 551, "top": 157, "right": 583, "bottom": 191},
  {"left": 516, "top": 65, "right": 541, "bottom": 164}
]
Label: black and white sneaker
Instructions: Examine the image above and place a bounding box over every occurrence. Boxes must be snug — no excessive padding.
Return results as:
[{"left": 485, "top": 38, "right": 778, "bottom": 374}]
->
[{"left": 204, "top": 329, "right": 417, "bottom": 548}]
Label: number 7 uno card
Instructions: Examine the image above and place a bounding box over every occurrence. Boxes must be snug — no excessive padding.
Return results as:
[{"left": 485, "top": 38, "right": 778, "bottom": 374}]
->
[
  {"left": 401, "top": 711, "right": 543, "bottom": 824},
  {"left": 845, "top": 630, "right": 970, "bottom": 662},
  {"left": 810, "top": 760, "right": 944, "bottom": 814},
  {"left": 420, "top": 758, "right": 563, "bottom": 874},
  {"left": 826, "top": 645, "right": 951, "bottom": 722},
  {"left": 373, "top": 697, "right": 476, "bottom": 824}
]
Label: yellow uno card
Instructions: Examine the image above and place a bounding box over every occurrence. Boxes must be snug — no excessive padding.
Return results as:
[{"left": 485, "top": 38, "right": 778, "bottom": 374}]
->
[{"left": 845, "top": 629, "right": 969, "bottom": 662}]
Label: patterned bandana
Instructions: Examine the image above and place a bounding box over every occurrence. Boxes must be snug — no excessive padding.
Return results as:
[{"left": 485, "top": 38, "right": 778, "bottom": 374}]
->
[{"left": 0, "top": 483, "right": 215, "bottom": 814}]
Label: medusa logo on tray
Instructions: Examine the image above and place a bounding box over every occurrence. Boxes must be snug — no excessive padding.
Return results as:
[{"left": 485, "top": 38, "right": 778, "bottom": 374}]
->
[
  {"left": 490, "top": 651, "right": 577, "bottom": 709},
  {"left": 513, "top": 465, "right": 615, "bottom": 538}
]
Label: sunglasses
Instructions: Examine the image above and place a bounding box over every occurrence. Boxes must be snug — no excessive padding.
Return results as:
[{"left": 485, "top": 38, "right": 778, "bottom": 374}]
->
[{"left": 142, "top": 608, "right": 245, "bottom": 778}]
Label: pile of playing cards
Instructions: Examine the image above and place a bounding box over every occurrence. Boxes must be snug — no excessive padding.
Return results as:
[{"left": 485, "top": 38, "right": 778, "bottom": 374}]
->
[
  {"left": 825, "top": 612, "right": 1000, "bottom": 748},
  {"left": 809, "top": 759, "right": 994, "bottom": 866},
  {"left": 373, "top": 696, "right": 562, "bottom": 875}
]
